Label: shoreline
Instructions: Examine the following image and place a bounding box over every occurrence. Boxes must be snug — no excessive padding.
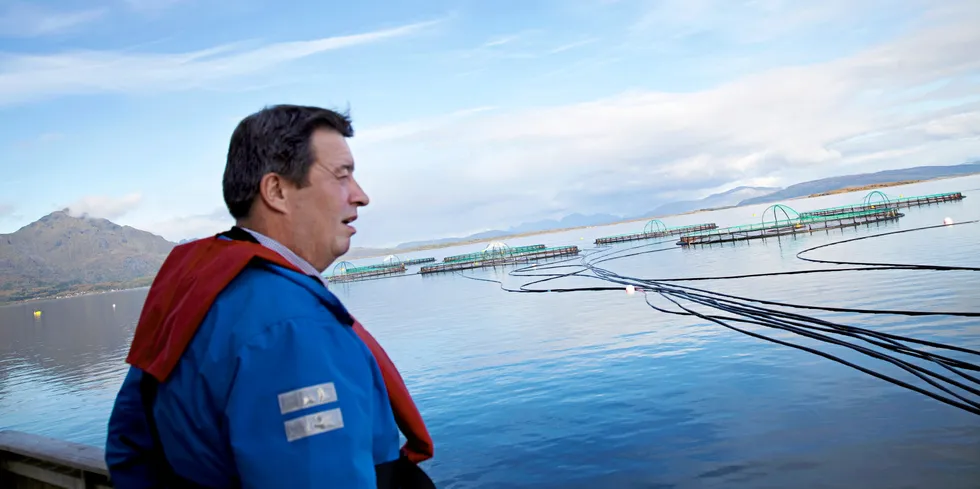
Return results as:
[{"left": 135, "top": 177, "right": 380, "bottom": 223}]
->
[
  {"left": 801, "top": 180, "right": 926, "bottom": 198},
  {"left": 1, "top": 286, "right": 151, "bottom": 308},
  {"left": 5, "top": 174, "right": 974, "bottom": 305}
]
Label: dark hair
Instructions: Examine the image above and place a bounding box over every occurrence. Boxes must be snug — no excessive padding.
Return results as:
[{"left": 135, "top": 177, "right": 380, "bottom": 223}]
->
[{"left": 222, "top": 104, "right": 354, "bottom": 219}]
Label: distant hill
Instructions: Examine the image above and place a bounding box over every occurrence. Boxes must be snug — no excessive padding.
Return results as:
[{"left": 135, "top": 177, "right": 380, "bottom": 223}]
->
[
  {"left": 508, "top": 213, "right": 623, "bottom": 233},
  {"left": 633, "top": 186, "right": 781, "bottom": 218},
  {"left": 392, "top": 189, "right": 788, "bottom": 250},
  {"left": 395, "top": 213, "right": 622, "bottom": 249},
  {"left": 395, "top": 233, "right": 507, "bottom": 250},
  {"left": 738, "top": 162, "right": 980, "bottom": 206},
  {"left": 0, "top": 210, "right": 174, "bottom": 304},
  {"left": 340, "top": 246, "right": 402, "bottom": 260}
]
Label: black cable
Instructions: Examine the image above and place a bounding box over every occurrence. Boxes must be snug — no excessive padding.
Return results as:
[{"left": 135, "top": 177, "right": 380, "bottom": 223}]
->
[
  {"left": 650, "top": 291, "right": 980, "bottom": 416},
  {"left": 795, "top": 220, "right": 980, "bottom": 270},
  {"left": 454, "top": 219, "right": 980, "bottom": 416},
  {"left": 512, "top": 225, "right": 980, "bottom": 318}
]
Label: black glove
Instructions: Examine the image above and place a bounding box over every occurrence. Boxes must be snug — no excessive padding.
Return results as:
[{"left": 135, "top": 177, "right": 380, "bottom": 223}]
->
[{"left": 375, "top": 454, "right": 436, "bottom": 489}]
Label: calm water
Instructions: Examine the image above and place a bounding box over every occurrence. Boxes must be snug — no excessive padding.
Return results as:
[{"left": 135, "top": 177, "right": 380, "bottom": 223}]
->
[{"left": 2, "top": 176, "right": 979, "bottom": 488}]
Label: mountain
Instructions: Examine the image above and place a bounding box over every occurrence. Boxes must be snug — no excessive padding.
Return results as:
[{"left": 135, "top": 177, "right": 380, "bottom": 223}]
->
[
  {"left": 340, "top": 246, "right": 402, "bottom": 260},
  {"left": 508, "top": 213, "right": 623, "bottom": 233},
  {"left": 391, "top": 188, "right": 792, "bottom": 251},
  {"left": 0, "top": 210, "right": 175, "bottom": 304},
  {"left": 634, "top": 186, "right": 781, "bottom": 218},
  {"left": 738, "top": 162, "right": 980, "bottom": 206},
  {"left": 395, "top": 213, "right": 622, "bottom": 249},
  {"left": 395, "top": 232, "right": 509, "bottom": 250}
]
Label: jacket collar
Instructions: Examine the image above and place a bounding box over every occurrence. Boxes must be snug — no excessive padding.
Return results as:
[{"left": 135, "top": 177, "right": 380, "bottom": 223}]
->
[{"left": 218, "top": 227, "right": 353, "bottom": 326}]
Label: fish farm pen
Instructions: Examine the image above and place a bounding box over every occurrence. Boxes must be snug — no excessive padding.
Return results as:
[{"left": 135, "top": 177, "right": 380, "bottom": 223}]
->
[
  {"left": 373, "top": 255, "right": 436, "bottom": 266},
  {"left": 325, "top": 261, "right": 407, "bottom": 283},
  {"left": 400, "top": 257, "right": 436, "bottom": 265},
  {"left": 442, "top": 243, "right": 547, "bottom": 263},
  {"left": 677, "top": 204, "right": 904, "bottom": 247},
  {"left": 799, "top": 191, "right": 965, "bottom": 218},
  {"left": 420, "top": 246, "right": 580, "bottom": 274},
  {"left": 595, "top": 219, "right": 718, "bottom": 245},
  {"left": 325, "top": 255, "right": 435, "bottom": 283}
]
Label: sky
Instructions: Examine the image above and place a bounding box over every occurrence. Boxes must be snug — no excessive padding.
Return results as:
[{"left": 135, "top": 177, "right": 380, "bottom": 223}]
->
[{"left": 0, "top": 0, "right": 978, "bottom": 248}]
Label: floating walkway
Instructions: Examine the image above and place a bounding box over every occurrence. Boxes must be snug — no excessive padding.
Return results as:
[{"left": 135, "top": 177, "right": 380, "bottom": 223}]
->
[
  {"left": 325, "top": 261, "right": 407, "bottom": 283},
  {"left": 595, "top": 219, "right": 718, "bottom": 245},
  {"left": 372, "top": 255, "right": 436, "bottom": 267},
  {"left": 800, "top": 191, "right": 964, "bottom": 218},
  {"left": 324, "top": 255, "right": 434, "bottom": 283},
  {"left": 421, "top": 246, "right": 580, "bottom": 274},
  {"left": 442, "top": 243, "right": 546, "bottom": 263},
  {"left": 678, "top": 205, "right": 903, "bottom": 247}
]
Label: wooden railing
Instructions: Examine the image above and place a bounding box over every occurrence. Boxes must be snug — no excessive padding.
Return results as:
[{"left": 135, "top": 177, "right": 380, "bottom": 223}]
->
[{"left": 0, "top": 430, "right": 112, "bottom": 488}]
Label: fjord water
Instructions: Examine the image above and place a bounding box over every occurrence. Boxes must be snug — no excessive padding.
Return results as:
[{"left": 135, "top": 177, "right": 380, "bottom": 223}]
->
[{"left": 2, "top": 176, "right": 979, "bottom": 488}]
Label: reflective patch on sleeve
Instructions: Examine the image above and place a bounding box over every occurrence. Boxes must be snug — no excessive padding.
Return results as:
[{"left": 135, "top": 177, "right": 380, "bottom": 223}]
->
[
  {"left": 277, "top": 382, "right": 338, "bottom": 415},
  {"left": 284, "top": 408, "right": 345, "bottom": 442}
]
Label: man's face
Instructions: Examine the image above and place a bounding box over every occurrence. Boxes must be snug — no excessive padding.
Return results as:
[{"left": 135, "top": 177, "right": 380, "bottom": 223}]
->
[{"left": 286, "top": 128, "right": 369, "bottom": 271}]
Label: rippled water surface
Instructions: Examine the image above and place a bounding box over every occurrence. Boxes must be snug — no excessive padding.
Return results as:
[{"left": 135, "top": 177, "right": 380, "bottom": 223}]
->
[{"left": 3, "top": 176, "right": 980, "bottom": 488}]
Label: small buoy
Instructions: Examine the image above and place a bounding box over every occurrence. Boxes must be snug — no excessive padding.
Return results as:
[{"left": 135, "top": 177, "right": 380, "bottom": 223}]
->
[
  {"left": 33, "top": 310, "right": 41, "bottom": 318},
  {"left": 112, "top": 304, "right": 116, "bottom": 309},
  {"left": 625, "top": 285, "right": 636, "bottom": 295},
  {"left": 943, "top": 217, "right": 954, "bottom": 225}
]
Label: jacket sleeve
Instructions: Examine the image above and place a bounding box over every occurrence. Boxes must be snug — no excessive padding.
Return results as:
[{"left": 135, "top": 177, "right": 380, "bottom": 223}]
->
[
  {"left": 224, "top": 317, "right": 400, "bottom": 489},
  {"left": 104, "top": 367, "right": 164, "bottom": 487}
]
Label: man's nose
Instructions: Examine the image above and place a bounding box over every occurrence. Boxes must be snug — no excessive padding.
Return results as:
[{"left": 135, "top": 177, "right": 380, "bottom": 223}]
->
[{"left": 351, "top": 178, "right": 370, "bottom": 207}]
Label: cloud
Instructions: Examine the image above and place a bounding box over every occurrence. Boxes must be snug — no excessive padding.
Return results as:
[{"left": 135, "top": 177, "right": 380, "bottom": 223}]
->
[
  {"left": 546, "top": 38, "right": 600, "bottom": 54},
  {"left": 10, "top": 132, "right": 66, "bottom": 150},
  {"left": 482, "top": 35, "right": 521, "bottom": 48},
  {"left": 147, "top": 207, "right": 233, "bottom": 242},
  {"left": 454, "top": 31, "right": 597, "bottom": 63},
  {"left": 121, "top": 0, "right": 186, "bottom": 12},
  {"left": 630, "top": 0, "right": 924, "bottom": 44},
  {"left": 349, "top": 3, "right": 980, "bottom": 245},
  {"left": 0, "top": 203, "right": 14, "bottom": 219},
  {"left": 66, "top": 193, "right": 143, "bottom": 220},
  {"left": 0, "top": 3, "right": 106, "bottom": 38},
  {"left": 354, "top": 106, "right": 498, "bottom": 145},
  {"left": 0, "top": 18, "right": 442, "bottom": 106}
]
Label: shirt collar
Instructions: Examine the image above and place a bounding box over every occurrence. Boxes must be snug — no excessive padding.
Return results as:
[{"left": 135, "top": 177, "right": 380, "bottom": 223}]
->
[{"left": 238, "top": 227, "right": 330, "bottom": 288}]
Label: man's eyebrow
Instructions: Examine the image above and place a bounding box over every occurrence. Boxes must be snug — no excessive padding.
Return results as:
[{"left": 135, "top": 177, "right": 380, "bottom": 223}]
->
[{"left": 327, "top": 161, "right": 354, "bottom": 174}]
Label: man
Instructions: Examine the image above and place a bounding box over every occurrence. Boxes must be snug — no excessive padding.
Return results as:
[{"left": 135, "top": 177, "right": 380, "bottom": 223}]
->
[{"left": 104, "top": 104, "right": 434, "bottom": 488}]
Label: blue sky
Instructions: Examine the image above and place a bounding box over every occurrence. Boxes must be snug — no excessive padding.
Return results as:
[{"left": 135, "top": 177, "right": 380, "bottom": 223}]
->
[{"left": 1, "top": 0, "right": 978, "bottom": 247}]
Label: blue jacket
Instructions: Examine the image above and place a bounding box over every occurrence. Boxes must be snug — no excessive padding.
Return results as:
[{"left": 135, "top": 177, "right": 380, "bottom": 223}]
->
[{"left": 104, "top": 259, "right": 401, "bottom": 488}]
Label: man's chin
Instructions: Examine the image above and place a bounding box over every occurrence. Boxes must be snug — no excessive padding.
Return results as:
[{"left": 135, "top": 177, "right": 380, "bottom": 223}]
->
[{"left": 335, "top": 238, "right": 352, "bottom": 256}]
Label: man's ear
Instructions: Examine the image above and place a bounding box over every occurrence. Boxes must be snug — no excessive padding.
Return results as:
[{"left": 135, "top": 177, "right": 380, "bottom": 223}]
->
[{"left": 257, "top": 173, "right": 289, "bottom": 214}]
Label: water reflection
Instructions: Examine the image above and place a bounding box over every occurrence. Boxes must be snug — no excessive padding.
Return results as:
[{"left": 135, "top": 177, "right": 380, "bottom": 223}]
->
[{"left": 0, "top": 288, "right": 148, "bottom": 442}]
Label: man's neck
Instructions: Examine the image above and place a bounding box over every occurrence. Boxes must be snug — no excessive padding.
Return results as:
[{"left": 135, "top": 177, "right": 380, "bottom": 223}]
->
[{"left": 236, "top": 225, "right": 328, "bottom": 283}]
